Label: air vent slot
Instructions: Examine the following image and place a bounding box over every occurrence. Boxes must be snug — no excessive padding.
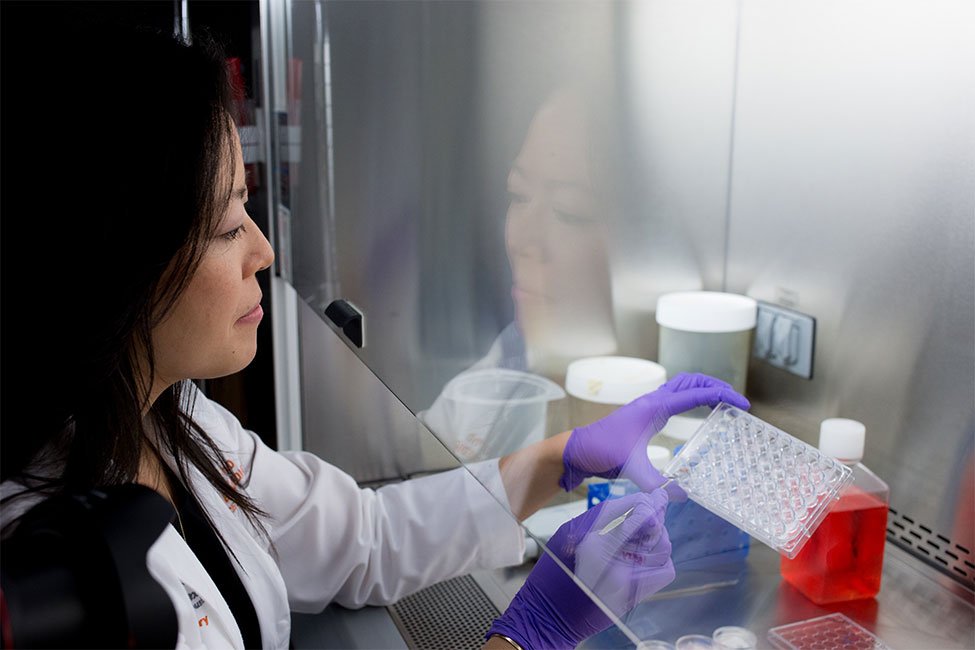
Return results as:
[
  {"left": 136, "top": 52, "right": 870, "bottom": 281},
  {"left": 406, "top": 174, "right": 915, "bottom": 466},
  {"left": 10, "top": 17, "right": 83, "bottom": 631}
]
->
[{"left": 887, "top": 507, "right": 974, "bottom": 592}]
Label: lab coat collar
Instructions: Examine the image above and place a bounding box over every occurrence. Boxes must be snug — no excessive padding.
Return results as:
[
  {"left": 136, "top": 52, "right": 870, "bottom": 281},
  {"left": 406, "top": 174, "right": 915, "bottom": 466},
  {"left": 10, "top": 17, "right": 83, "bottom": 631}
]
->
[
  {"left": 161, "top": 451, "right": 291, "bottom": 649},
  {"left": 154, "top": 524, "right": 247, "bottom": 648}
]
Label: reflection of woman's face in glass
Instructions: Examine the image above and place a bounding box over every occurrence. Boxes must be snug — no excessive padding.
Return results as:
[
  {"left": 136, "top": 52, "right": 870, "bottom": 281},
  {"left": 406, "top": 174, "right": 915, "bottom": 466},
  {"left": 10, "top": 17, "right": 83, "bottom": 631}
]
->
[{"left": 505, "top": 90, "right": 616, "bottom": 376}]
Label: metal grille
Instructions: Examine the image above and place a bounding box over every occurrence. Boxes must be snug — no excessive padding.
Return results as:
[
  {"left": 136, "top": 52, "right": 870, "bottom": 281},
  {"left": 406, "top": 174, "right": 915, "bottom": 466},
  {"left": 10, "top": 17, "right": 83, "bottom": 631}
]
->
[
  {"left": 887, "top": 507, "right": 975, "bottom": 591},
  {"left": 387, "top": 575, "right": 501, "bottom": 650}
]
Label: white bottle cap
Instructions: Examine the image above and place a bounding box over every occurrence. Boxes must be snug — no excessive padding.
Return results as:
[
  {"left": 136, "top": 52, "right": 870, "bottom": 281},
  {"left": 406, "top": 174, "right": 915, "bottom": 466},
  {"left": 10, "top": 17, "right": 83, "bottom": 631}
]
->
[
  {"left": 646, "top": 445, "right": 672, "bottom": 471},
  {"left": 819, "top": 418, "right": 866, "bottom": 462},
  {"left": 565, "top": 356, "right": 667, "bottom": 405},
  {"left": 655, "top": 291, "right": 758, "bottom": 333}
]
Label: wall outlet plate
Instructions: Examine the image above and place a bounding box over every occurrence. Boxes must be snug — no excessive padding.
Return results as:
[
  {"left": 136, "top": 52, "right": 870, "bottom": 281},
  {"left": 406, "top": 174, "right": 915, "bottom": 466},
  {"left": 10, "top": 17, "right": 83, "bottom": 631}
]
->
[{"left": 753, "top": 301, "right": 816, "bottom": 379}]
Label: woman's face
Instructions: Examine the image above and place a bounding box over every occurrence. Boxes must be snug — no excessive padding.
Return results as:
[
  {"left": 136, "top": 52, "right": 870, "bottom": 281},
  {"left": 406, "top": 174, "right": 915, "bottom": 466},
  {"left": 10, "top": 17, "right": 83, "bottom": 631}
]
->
[
  {"left": 151, "top": 129, "right": 275, "bottom": 394},
  {"left": 505, "top": 91, "right": 616, "bottom": 373}
]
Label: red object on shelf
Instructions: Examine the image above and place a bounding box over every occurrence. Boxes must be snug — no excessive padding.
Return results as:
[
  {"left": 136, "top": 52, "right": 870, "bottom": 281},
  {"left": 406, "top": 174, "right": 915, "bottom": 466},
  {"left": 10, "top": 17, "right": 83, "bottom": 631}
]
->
[
  {"left": 781, "top": 418, "right": 889, "bottom": 605},
  {"left": 227, "top": 57, "right": 246, "bottom": 112},
  {"left": 780, "top": 483, "right": 888, "bottom": 603}
]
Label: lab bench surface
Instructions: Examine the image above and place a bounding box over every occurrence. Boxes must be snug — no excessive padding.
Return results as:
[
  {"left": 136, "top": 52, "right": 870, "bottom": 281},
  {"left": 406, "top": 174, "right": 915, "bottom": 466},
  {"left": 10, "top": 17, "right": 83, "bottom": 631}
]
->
[{"left": 292, "top": 539, "right": 974, "bottom": 649}]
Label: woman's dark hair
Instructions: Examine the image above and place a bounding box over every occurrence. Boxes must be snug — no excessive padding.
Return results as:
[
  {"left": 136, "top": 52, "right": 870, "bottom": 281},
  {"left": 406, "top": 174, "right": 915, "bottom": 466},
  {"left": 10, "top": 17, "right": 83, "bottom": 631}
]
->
[{"left": 1, "top": 10, "right": 268, "bottom": 542}]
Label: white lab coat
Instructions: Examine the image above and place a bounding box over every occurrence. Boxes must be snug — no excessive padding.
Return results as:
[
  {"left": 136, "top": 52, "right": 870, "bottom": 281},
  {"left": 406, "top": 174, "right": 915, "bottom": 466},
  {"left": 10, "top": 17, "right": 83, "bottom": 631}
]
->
[{"left": 0, "top": 383, "right": 525, "bottom": 649}]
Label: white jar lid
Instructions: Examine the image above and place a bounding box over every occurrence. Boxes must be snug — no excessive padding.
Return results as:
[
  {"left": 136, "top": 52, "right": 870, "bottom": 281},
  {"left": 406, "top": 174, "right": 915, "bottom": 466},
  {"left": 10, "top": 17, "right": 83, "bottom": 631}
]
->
[
  {"left": 655, "top": 291, "right": 758, "bottom": 333},
  {"left": 564, "top": 356, "right": 667, "bottom": 405},
  {"left": 819, "top": 418, "right": 865, "bottom": 462},
  {"left": 646, "top": 445, "right": 672, "bottom": 471},
  {"left": 659, "top": 414, "right": 705, "bottom": 441}
]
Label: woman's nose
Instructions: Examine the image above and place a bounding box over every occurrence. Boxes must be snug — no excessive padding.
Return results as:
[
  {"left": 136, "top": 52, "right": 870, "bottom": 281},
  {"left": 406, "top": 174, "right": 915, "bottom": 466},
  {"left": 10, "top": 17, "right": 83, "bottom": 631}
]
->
[
  {"left": 250, "top": 218, "right": 276, "bottom": 273},
  {"left": 506, "top": 201, "right": 550, "bottom": 262}
]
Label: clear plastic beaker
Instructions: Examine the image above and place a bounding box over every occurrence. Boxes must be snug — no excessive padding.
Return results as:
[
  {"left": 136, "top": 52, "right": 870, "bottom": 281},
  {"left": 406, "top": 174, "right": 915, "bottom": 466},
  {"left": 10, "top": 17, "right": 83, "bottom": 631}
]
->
[{"left": 425, "top": 368, "right": 565, "bottom": 461}]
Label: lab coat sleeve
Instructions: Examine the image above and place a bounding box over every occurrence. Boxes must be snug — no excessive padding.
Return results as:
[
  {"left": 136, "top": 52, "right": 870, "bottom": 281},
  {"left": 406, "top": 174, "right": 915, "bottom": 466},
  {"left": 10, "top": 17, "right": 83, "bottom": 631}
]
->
[{"left": 191, "top": 390, "right": 525, "bottom": 612}]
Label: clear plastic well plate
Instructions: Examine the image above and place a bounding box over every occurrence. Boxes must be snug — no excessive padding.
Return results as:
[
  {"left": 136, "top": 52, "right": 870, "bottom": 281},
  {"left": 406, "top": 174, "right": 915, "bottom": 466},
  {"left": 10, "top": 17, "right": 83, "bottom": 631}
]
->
[
  {"left": 767, "top": 613, "right": 892, "bottom": 649},
  {"left": 662, "top": 403, "right": 853, "bottom": 559}
]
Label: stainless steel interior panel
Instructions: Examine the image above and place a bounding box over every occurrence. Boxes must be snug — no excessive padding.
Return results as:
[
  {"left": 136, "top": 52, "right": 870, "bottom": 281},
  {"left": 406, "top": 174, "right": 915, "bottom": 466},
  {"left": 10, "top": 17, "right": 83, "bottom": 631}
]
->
[
  {"left": 298, "top": 295, "right": 459, "bottom": 482},
  {"left": 725, "top": 0, "right": 975, "bottom": 554},
  {"left": 614, "top": 0, "right": 740, "bottom": 361}
]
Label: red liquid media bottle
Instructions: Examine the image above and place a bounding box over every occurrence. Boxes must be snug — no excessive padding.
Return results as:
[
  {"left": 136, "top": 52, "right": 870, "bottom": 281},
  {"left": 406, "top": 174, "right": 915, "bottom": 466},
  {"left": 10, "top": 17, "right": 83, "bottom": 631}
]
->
[{"left": 781, "top": 418, "right": 890, "bottom": 604}]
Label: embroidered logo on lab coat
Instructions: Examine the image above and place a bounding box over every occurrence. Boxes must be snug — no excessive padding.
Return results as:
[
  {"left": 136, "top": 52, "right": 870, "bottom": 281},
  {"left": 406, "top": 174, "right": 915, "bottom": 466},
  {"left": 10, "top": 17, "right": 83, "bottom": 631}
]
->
[
  {"left": 187, "top": 590, "right": 206, "bottom": 610},
  {"left": 184, "top": 586, "right": 211, "bottom": 627},
  {"left": 222, "top": 458, "right": 249, "bottom": 513}
]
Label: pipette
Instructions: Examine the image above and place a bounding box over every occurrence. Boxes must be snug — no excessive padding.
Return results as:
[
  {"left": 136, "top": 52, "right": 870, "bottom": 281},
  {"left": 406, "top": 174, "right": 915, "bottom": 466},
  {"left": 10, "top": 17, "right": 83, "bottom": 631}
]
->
[{"left": 597, "top": 478, "right": 675, "bottom": 535}]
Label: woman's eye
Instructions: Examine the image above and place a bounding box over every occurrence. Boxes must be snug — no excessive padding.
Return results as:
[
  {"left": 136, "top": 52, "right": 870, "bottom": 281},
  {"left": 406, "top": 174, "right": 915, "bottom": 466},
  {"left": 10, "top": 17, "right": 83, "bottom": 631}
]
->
[
  {"left": 221, "top": 224, "right": 247, "bottom": 241},
  {"left": 554, "top": 209, "right": 596, "bottom": 226},
  {"left": 507, "top": 190, "right": 530, "bottom": 205}
]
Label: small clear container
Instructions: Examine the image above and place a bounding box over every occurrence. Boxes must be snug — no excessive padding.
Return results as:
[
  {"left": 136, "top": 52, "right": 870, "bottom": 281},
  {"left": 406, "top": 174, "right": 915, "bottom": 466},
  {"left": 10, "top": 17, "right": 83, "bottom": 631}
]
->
[
  {"left": 663, "top": 403, "right": 854, "bottom": 559},
  {"left": 424, "top": 368, "right": 565, "bottom": 461},
  {"left": 767, "top": 613, "right": 891, "bottom": 649},
  {"left": 675, "top": 634, "right": 714, "bottom": 649},
  {"left": 636, "top": 642, "right": 677, "bottom": 650},
  {"left": 712, "top": 626, "right": 757, "bottom": 650}
]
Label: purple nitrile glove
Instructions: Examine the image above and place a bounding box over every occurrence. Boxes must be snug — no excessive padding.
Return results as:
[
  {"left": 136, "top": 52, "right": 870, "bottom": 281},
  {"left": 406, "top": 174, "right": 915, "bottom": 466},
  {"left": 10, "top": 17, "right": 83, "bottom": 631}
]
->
[
  {"left": 560, "top": 372, "right": 750, "bottom": 494},
  {"left": 486, "top": 490, "right": 674, "bottom": 650}
]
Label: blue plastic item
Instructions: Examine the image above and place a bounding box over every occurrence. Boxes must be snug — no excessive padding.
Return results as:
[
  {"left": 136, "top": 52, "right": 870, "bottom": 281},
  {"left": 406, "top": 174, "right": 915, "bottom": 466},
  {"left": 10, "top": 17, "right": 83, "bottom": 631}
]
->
[
  {"left": 662, "top": 498, "right": 750, "bottom": 594},
  {"left": 587, "top": 479, "right": 750, "bottom": 594}
]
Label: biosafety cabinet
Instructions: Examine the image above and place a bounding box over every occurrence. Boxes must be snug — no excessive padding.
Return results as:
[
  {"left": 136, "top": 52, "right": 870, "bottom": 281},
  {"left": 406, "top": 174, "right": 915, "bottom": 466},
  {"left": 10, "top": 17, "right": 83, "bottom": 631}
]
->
[{"left": 240, "top": 0, "right": 974, "bottom": 647}]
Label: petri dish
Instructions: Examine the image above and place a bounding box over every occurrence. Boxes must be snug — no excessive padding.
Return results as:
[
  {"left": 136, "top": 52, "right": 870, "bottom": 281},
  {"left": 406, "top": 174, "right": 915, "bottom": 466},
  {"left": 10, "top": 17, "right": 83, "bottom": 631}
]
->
[
  {"left": 712, "top": 625, "right": 757, "bottom": 650},
  {"left": 663, "top": 403, "right": 854, "bottom": 559},
  {"left": 675, "top": 634, "right": 714, "bottom": 649},
  {"left": 637, "top": 642, "right": 677, "bottom": 650}
]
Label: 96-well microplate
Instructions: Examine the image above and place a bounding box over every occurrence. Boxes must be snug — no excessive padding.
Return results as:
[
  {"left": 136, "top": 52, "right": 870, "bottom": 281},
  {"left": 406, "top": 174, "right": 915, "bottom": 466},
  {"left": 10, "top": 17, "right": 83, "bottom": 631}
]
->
[
  {"left": 767, "top": 613, "right": 892, "bottom": 649},
  {"left": 662, "top": 403, "right": 853, "bottom": 559}
]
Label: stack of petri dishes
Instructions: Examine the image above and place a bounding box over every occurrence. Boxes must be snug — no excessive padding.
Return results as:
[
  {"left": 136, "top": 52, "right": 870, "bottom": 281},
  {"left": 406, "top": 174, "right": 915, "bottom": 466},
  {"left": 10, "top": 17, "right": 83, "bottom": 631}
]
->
[{"left": 642, "top": 625, "right": 757, "bottom": 649}]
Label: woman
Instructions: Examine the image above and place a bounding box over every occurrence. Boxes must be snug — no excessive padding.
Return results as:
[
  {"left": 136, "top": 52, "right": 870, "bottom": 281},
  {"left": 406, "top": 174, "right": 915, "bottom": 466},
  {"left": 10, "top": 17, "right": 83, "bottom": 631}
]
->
[
  {"left": 0, "top": 17, "right": 748, "bottom": 650},
  {"left": 422, "top": 85, "right": 624, "bottom": 462}
]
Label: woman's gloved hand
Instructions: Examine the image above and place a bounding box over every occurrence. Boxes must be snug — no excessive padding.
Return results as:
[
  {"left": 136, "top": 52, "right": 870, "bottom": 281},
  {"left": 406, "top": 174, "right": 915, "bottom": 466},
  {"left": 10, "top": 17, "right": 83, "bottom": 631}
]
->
[
  {"left": 486, "top": 490, "right": 674, "bottom": 650},
  {"left": 559, "top": 373, "right": 750, "bottom": 493}
]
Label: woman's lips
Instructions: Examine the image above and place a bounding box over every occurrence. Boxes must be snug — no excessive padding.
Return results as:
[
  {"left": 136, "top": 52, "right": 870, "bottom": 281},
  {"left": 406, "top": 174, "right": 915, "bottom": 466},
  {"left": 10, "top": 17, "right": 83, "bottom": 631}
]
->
[
  {"left": 237, "top": 303, "right": 264, "bottom": 324},
  {"left": 514, "top": 285, "right": 559, "bottom": 310},
  {"left": 512, "top": 286, "right": 544, "bottom": 301}
]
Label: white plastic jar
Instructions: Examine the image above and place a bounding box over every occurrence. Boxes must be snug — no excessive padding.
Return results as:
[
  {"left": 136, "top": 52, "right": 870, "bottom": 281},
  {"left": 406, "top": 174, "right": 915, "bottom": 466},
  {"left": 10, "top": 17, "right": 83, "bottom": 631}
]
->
[
  {"left": 564, "top": 356, "right": 667, "bottom": 429},
  {"left": 655, "top": 291, "right": 757, "bottom": 394}
]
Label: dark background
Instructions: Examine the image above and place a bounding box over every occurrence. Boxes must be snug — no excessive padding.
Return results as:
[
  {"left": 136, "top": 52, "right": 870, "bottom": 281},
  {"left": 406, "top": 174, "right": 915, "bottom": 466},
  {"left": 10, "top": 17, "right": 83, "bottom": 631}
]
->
[{"left": 0, "top": 0, "right": 277, "bottom": 448}]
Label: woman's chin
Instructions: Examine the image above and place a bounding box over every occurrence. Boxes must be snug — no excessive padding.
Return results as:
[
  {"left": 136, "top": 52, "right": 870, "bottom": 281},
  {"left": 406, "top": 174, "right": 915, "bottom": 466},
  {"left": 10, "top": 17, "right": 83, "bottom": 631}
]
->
[{"left": 213, "top": 345, "right": 259, "bottom": 378}]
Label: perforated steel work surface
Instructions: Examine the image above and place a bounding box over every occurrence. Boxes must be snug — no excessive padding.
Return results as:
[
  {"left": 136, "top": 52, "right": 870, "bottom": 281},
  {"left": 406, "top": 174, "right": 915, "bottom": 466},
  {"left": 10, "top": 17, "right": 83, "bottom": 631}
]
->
[{"left": 387, "top": 574, "right": 501, "bottom": 650}]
